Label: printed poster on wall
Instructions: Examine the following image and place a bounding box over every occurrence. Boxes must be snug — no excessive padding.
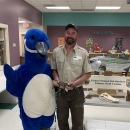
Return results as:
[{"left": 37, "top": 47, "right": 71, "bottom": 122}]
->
[
  {"left": 86, "top": 38, "right": 93, "bottom": 48},
  {"left": 115, "top": 38, "right": 123, "bottom": 49},
  {"left": 58, "top": 37, "right": 64, "bottom": 46}
]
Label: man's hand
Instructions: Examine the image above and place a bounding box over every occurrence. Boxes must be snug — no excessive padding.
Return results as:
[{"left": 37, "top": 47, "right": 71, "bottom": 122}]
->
[
  {"left": 65, "top": 81, "right": 76, "bottom": 90},
  {"left": 53, "top": 79, "right": 59, "bottom": 87}
]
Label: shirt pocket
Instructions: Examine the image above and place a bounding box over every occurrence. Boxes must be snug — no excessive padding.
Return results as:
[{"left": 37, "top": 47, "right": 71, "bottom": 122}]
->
[
  {"left": 72, "top": 60, "right": 82, "bottom": 73},
  {"left": 56, "top": 57, "right": 64, "bottom": 70}
]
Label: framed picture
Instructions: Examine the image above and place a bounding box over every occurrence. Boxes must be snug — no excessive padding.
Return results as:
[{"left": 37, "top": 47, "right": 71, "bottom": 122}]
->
[
  {"left": 115, "top": 38, "right": 123, "bottom": 49},
  {"left": 86, "top": 38, "right": 93, "bottom": 48},
  {"left": 58, "top": 37, "right": 64, "bottom": 46}
]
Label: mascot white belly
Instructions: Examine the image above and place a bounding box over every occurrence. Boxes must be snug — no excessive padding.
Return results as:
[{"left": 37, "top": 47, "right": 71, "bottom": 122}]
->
[{"left": 23, "top": 74, "right": 56, "bottom": 118}]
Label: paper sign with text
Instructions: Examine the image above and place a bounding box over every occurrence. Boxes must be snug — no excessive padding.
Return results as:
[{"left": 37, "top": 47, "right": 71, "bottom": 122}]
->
[{"left": 83, "top": 75, "right": 130, "bottom": 90}]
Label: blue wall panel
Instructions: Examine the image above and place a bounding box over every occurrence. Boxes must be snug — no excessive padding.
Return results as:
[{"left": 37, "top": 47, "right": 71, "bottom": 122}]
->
[{"left": 43, "top": 13, "right": 130, "bottom": 26}]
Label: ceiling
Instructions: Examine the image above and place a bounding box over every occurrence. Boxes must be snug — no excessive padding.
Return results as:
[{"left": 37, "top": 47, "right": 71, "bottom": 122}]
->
[{"left": 24, "top": 0, "right": 130, "bottom": 13}]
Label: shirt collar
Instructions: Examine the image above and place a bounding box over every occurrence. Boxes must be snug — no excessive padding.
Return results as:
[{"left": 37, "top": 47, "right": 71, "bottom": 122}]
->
[
  {"left": 62, "top": 43, "right": 78, "bottom": 54},
  {"left": 73, "top": 43, "right": 78, "bottom": 52}
]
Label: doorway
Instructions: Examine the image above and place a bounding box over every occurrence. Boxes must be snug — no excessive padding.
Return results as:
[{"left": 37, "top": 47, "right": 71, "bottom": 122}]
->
[{"left": 0, "top": 23, "right": 10, "bottom": 70}]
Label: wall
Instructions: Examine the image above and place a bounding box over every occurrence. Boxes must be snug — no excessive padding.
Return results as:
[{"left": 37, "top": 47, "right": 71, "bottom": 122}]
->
[
  {"left": 0, "top": 0, "right": 42, "bottom": 66},
  {"left": 48, "top": 26, "right": 130, "bottom": 52},
  {"left": 43, "top": 13, "right": 130, "bottom": 26}
]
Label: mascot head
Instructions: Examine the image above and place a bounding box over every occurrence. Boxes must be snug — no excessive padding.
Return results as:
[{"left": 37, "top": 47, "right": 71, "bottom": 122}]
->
[{"left": 24, "top": 29, "right": 50, "bottom": 73}]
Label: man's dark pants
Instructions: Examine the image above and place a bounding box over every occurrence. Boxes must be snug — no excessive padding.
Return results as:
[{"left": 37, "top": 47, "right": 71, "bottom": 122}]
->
[{"left": 57, "top": 86, "right": 84, "bottom": 130}]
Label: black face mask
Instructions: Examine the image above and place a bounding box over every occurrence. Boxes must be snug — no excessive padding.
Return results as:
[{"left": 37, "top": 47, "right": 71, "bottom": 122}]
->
[{"left": 66, "top": 37, "right": 76, "bottom": 45}]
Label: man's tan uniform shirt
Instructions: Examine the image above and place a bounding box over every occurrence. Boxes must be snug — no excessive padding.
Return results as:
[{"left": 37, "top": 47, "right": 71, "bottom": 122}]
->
[{"left": 51, "top": 44, "right": 92, "bottom": 87}]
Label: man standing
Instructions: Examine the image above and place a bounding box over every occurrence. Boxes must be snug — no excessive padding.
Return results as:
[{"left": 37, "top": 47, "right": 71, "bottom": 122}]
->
[{"left": 51, "top": 23, "right": 92, "bottom": 130}]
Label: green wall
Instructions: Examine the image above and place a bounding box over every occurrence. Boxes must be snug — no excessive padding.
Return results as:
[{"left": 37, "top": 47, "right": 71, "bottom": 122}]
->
[{"left": 43, "top": 13, "right": 130, "bottom": 26}]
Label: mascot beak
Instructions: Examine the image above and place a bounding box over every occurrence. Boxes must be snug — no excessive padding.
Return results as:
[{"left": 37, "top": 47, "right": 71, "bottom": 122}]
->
[{"left": 35, "top": 42, "right": 48, "bottom": 58}]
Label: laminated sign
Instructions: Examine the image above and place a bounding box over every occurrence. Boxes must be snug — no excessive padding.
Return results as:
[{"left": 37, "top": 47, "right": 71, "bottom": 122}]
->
[{"left": 84, "top": 75, "right": 130, "bottom": 90}]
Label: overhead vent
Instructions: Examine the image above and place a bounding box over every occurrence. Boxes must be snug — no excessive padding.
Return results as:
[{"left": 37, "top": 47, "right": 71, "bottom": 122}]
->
[
  {"left": 127, "top": 0, "right": 130, "bottom": 4},
  {"left": 71, "top": 9, "right": 94, "bottom": 11}
]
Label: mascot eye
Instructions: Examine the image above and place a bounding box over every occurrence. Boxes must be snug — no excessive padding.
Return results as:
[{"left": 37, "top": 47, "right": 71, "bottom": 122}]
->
[{"left": 30, "top": 35, "right": 35, "bottom": 40}]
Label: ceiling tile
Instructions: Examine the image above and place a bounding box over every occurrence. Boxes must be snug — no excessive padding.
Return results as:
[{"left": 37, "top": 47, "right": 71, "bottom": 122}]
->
[
  {"left": 25, "top": 1, "right": 39, "bottom": 4},
  {"left": 96, "top": 0, "right": 111, "bottom": 2},
  {"left": 69, "top": 4, "right": 82, "bottom": 6},
  {"left": 55, "top": 3, "right": 68, "bottom": 6},
  {"left": 117, "top": 10, "right": 130, "bottom": 12},
  {"left": 67, "top": 1, "right": 82, "bottom": 4},
  {"left": 106, "top": 10, "right": 118, "bottom": 12},
  {"left": 82, "top": 2, "right": 96, "bottom": 5},
  {"left": 120, "top": 7, "right": 130, "bottom": 9},
  {"left": 96, "top": 2, "right": 111, "bottom": 4},
  {"left": 70, "top": 6, "right": 82, "bottom": 8},
  {"left": 95, "top": 9, "right": 107, "bottom": 12},
  {"left": 109, "top": 3, "right": 124, "bottom": 6},
  {"left": 111, "top": 0, "right": 126, "bottom": 1},
  {"left": 67, "top": 0, "right": 82, "bottom": 1},
  {"left": 25, "top": 0, "right": 37, "bottom": 1},
  {"left": 53, "top": 1, "right": 68, "bottom": 4},
  {"left": 51, "top": 0, "right": 67, "bottom": 2},
  {"left": 96, "top": 3, "right": 111, "bottom": 6},
  {"left": 60, "top": 9, "right": 72, "bottom": 12},
  {"left": 110, "top": 1, "right": 126, "bottom": 4},
  {"left": 123, "top": 4, "right": 130, "bottom": 7},
  {"left": 37, "top": 0, "right": 52, "bottom": 1},
  {"left": 82, "top": 0, "right": 96, "bottom": 2},
  {"left": 83, "top": 5, "right": 95, "bottom": 7},
  {"left": 39, "top": 1, "right": 54, "bottom": 4}
]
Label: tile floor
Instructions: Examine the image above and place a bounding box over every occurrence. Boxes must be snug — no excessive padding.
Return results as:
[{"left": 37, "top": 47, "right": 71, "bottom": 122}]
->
[{"left": 0, "top": 105, "right": 56, "bottom": 130}]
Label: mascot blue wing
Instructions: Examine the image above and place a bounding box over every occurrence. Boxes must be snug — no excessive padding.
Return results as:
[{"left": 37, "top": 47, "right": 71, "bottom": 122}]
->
[
  {"left": 4, "top": 64, "right": 22, "bottom": 97},
  {"left": 4, "top": 64, "right": 27, "bottom": 97}
]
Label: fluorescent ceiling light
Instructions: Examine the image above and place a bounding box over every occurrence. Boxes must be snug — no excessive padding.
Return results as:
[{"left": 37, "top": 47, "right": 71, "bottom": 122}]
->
[
  {"left": 95, "top": 6, "right": 121, "bottom": 9},
  {"left": 46, "top": 6, "right": 70, "bottom": 9}
]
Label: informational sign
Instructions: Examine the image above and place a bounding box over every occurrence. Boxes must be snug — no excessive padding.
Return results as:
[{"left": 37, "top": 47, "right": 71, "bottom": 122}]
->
[
  {"left": 58, "top": 37, "right": 64, "bottom": 46},
  {"left": 84, "top": 75, "right": 130, "bottom": 90},
  {"left": 94, "top": 30, "right": 114, "bottom": 34},
  {"left": 23, "top": 22, "right": 29, "bottom": 27},
  {"left": 86, "top": 38, "right": 93, "bottom": 48}
]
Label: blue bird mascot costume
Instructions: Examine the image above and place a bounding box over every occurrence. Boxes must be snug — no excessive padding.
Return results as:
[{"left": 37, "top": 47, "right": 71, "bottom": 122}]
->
[{"left": 4, "top": 29, "right": 56, "bottom": 130}]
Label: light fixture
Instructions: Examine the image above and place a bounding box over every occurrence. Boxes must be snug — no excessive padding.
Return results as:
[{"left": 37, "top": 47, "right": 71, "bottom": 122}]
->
[
  {"left": 95, "top": 6, "right": 121, "bottom": 9},
  {"left": 18, "top": 21, "right": 25, "bottom": 23},
  {"left": 46, "top": 6, "right": 70, "bottom": 9}
]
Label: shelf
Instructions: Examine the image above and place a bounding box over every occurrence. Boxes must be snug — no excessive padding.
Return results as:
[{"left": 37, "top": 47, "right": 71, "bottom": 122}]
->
[{"left": 89, "top": 53, "right": 130, "bottom": 58}]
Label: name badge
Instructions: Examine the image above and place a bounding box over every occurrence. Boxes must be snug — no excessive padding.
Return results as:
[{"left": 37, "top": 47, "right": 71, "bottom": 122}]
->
[{"left": 73, "top": 56, "right": 82, "bottom": 61}]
